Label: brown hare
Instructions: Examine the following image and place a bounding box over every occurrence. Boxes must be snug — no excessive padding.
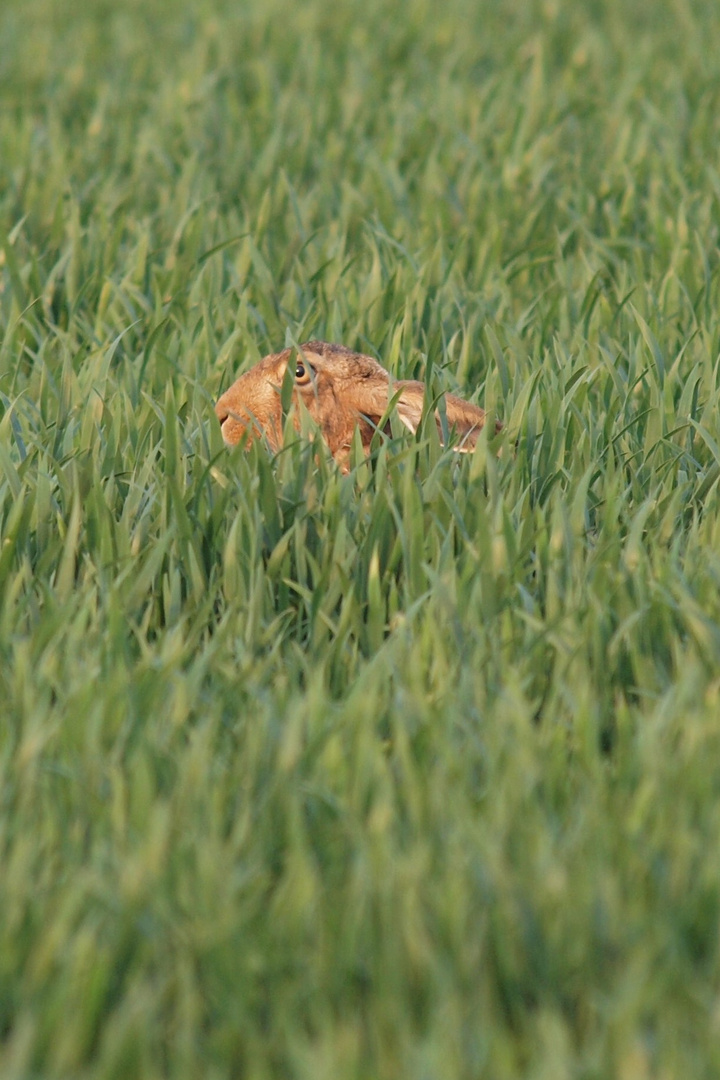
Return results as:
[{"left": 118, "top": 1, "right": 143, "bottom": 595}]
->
[{"left": 215, "top": 340, "right": 499, "bottom": 470}]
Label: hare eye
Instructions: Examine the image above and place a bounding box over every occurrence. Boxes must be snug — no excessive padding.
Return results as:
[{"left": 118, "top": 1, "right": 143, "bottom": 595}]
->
[{"left": 295, "top": 361, "right": 312, "bottom": 384}]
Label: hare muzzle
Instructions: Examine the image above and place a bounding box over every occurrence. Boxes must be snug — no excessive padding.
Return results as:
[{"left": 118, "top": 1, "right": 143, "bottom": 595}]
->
[
  {"left": 215, "top": 359, "right": 286, "bottom": 451},
  {"left": 214, "top": 397, "right": 247, "bottom": 449}
]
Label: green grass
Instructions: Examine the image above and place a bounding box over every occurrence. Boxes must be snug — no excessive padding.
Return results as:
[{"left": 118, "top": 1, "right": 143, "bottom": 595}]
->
[{"left": 3, "top": 0, "right": 720, "bottom": 1075}]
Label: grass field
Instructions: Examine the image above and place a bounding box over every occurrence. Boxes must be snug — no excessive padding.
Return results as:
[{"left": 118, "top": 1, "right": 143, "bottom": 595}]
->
[{"left": 3, "top": 0, "right": 720, "bottom": 1075}]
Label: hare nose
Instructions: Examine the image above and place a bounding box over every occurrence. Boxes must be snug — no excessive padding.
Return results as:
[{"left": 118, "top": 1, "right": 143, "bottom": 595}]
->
[{"left": 215, "top": 401, "right": 229, "bottom": 425}]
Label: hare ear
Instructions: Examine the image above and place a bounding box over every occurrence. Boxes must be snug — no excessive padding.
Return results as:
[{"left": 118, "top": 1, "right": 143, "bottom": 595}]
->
[
  {"left": 395, "top": 383, "right": 426, "bottom": 434},
  {"left": 396, "top": 383, "right": 489, "bottom": 449},
  {"left": 351, "top": 380, "right": 399, "bottom": 430},
  {"left": 442, "top": 393, "right": 488, "bottom": 451}
]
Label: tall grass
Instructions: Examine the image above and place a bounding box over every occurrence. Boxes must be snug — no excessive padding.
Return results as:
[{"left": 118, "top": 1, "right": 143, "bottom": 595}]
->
[{"left": 3, "top": 0, "right": 720, "bottom": 1075}]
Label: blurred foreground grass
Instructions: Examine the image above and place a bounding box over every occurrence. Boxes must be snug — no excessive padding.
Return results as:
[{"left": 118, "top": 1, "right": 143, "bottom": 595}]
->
[{"left": 3, "top": 0, "right": 720, "bottom": 1076}]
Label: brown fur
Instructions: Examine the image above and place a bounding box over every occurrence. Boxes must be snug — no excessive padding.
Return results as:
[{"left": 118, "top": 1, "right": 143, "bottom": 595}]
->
[{"left": 215, "top": 340, "right": 499, "bottom": 469}]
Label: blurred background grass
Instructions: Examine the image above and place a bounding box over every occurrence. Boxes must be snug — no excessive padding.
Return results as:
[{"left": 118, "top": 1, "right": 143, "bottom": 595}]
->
[{"left": 3, "top": 0, "right": 720, "bottom": 1076}]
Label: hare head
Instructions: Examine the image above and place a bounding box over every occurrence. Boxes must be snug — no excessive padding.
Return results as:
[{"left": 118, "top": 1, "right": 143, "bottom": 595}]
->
[{"left": 215, "top": 340, "right": 498, "bottom": 469}]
